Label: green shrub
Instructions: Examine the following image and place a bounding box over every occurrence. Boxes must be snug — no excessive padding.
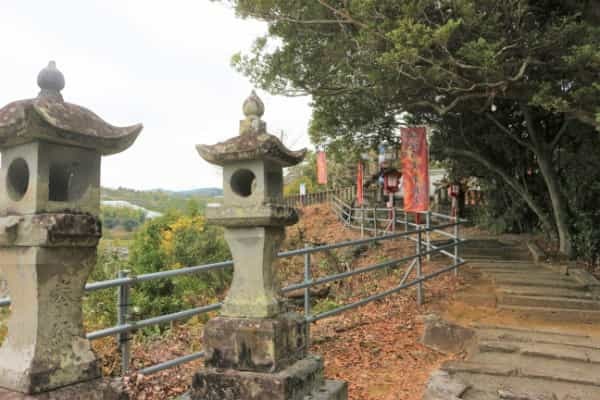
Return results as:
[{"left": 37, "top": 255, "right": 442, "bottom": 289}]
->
[
  {"left": 83, "top": 246, "right": 127, "bottom": 329},
  {"left": 127, "top": 211, "right": 231, "bottom": 328},
  {"left": 312, "top": 298, "right": 340, "bottom": 315},
  {"left": 573, "top": 210, "right": 600, "bottom": 267}
]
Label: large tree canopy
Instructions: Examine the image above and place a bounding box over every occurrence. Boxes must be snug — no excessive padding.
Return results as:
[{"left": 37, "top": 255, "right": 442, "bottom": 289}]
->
[
  {"left": 229, "top": 0, "right": 599, "bottom": 130},
  {"left": 224, "top": 0, "right": 600, "bottom": 257}
]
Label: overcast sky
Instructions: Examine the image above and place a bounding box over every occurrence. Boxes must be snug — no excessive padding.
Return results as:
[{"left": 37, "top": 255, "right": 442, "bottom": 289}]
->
[{"left": 0, "top": 1, "right": 312, "bottom": 191}]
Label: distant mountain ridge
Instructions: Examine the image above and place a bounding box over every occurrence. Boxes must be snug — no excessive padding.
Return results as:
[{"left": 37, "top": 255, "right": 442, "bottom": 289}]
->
[
  {"left": 102, "top": 186, "right": 223, "bottom": 198},
  {"left": 167, "top": 188, "right": 223, "bottom": 197},
  {"left": 101, "top": 186, "right": 223, "bottom": 214}
]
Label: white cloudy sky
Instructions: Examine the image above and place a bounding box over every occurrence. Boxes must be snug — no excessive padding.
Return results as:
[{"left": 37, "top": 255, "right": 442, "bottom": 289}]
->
[{"left": 0, "top": 1, "right": 313, "bottom": 191}]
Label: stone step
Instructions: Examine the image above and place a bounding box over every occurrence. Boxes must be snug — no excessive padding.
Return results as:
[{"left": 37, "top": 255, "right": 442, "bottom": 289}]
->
[
  {"left": 472, "top": 262, "right": 542, "bottom": 269},
  {"left": 468, "top": 352, "right": 600, "bottom": 386},
  {"left": 463, "top": 255, "right": 531, "bottom": 262},
  {"left": 473, "top": 325, "right": 600, "bottom": 349},
  {"left": 470, "top": 261, "right": 540, "bottom": 267},
  {"left": 448, "top": 370, "right": 600, "bottom": 400},
  {"left": 492, "top": 276, "right": 584, "bottom": 289},
  {"left": 498, "top": 285, "right": 596, "bottom": 300},
  {"left": 497, "top": 304, "right": 600, "bottom": 322},
  {"left": 500, "top": 294, "right": 600, "bottom": 310},
  {"left": 478, "top": 339, "right": 600, "bottom": 364},
  {"left": 482, "top": 269, "right": 558, "bottom": 277},
  {"left": 443, "top": 357, "right": 600, "bottom": 386},
  {"left": 467, "top": 260, "right": 534, "bottom": 267}
]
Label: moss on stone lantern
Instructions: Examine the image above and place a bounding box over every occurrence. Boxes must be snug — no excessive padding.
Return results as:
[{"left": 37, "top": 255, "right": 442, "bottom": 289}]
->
[
  {"left": 0, "top": 61, "right": 142, "bottom": 397},
  {"left": 191, "top": 91, "right": 347, "bottom": 400}
]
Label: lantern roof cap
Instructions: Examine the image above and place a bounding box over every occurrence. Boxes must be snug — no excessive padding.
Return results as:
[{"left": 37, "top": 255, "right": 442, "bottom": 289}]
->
[
  {"left": 0, "top": 61, "right": 142, "bottom": 155},
  {"left": 197, "top": 90, "right": 306, "bottom": 166}
]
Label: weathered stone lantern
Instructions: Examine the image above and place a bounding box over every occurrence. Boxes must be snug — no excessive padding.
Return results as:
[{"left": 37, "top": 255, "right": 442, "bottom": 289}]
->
[
  {"left": 193, "top": 91, "right": 347, "bottom": 400},
  {"left": 0, "top": 61, "right": 142, "bottom": 397}
]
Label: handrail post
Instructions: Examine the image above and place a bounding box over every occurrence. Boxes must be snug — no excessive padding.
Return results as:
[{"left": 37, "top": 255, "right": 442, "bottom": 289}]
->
[
  {"left": 404, "top": 210, "right": 409, "bottom": 240},
  {"left": 454, "top": 217, "right": 460, "bottom": 276},
  {"left": 416, "top": 228, "right": 424, "bottom": 305},
  {"left": 373, "top": 208, "right": 378, "bottom": 237},
  {"left": 361, "top": 206, "right": 365, "bottom": 238},
  {"left": 304, "top": 244, "right": 312, "bottom": 348},
  {"left": 426, "top": 211, "right": 432, "bottom": 261},
  {"left": 117, "top": 270, "right": 131, "bottom": 375}
]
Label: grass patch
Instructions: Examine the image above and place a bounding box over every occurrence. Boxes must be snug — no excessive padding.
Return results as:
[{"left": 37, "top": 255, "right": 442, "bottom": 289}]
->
[
  {"left": 312, "top": 298, "right": 341, "bottom": 315},
  {"left": 0, "top": 308, "right": 8, "bottom": 344}
]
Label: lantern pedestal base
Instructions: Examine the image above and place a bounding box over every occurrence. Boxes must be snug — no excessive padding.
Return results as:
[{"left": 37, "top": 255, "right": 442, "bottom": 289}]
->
[
  {"left": 203, "top": 314, "right": 307, "bottom": 373},
  {"left": 0, "top": 378, "right": 127, "bottom": 400},
  {"left": 188, "top": 355, "right": 347, "bottom": 400}
]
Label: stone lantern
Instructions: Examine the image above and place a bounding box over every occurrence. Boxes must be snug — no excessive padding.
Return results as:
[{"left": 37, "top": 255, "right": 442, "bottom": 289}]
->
[
  {"left": 193, "top": 91, "right": 347, "bottom": 400},
  {"left": 0, "top": 61, "right": 142, "bottom": 397}
]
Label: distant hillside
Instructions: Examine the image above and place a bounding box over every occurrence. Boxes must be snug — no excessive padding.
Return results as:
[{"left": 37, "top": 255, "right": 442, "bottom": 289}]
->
[
  {"left": 101, "top": 186, "right": 223, "bottom": 214},
  {"left": 168, "top": 188, "right": 223, "bottom": 197}
]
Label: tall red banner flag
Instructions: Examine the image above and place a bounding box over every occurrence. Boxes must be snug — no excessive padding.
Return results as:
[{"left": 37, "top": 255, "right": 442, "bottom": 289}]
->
[
  {"left": 401, "top": 127, "right": 429, "bottom": 212},
  {"left": 317, "top": 151, "right": 328, "bottom": 185},
  {"left": 356, "top": 161, "right": 364, "bottom": 205}
]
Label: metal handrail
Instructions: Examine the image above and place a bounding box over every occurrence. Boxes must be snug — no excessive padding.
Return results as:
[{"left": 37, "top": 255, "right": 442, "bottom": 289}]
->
[{"left": 0, "top": 196, "right": 465, "bottom": 377}]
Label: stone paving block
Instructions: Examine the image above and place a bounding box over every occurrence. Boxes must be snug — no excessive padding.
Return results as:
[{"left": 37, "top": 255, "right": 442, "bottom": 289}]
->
[
  {"left": 421, "top": 314, "right": 475, "bottom": 354},
  {"left": 423, "top": 371, "right": 469, "bottom": 400},
  {"left": 305, "top": 380, "right": 348, "bottom": 400}
]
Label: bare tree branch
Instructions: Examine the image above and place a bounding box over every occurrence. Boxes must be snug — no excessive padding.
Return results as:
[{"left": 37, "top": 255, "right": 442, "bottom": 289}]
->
[
  {"left": 485, "top": 112, "right": 534, "bottom": 151},
  {"left": 550, "top": 118, "right": 571, "bottom": 149},
  {"left": 444, "top": 146, "right": 556, "bottom": 235}
]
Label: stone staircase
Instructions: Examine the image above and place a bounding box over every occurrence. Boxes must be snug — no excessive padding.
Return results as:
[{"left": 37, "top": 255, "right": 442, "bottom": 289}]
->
[
  {"left": 424, "top": 237, "right": 600, "bottom": 400},
  {"left": 463, "top": 238, "right": 600, "bottom": 321},
  {"left": 429, "top": 324, "right": 600, "bottom": 400}
]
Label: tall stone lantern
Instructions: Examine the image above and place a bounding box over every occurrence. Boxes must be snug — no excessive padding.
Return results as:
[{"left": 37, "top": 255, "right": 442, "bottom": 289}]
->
[
  {"left": 193, "top": 91, "right": 347, "bottom": 400},
  {"left": 0, "top": 62, "right": 142, "bottom": 398}
]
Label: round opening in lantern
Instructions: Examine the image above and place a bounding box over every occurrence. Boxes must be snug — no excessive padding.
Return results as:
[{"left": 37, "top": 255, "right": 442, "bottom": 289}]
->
[
  {"left": 6, "top": 158, "right": 30, "bottom": 201},
  {"left": 230, "top": 169, "right": 256, "bottom": 197}
]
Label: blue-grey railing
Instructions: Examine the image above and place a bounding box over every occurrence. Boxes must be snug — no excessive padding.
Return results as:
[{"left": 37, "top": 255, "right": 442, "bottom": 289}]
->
[{"left": 0, "top": 197, "right": 466, "bottom": 376}]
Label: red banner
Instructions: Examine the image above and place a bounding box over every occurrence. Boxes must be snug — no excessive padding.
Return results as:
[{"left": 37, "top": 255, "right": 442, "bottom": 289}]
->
[
  {"left": 317, "top": 151, "right": 328, "bottom": 185},
  {"left": 401, "top": 127, "right": 429, "bottom": 212},
  {"left": 357, "top": 161, "right": 364, "bottom": 206}
]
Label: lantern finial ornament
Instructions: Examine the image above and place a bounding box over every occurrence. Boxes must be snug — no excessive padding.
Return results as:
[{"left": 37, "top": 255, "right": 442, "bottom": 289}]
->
[
  {"left": 242, "top": 89, "right": 265, "bottom": 119},
  {"left": 37, "top": 61, "right": 65, "bottom": 100},
  {"left": 238, "top": 90, "right": 267, "bottom": 135}
]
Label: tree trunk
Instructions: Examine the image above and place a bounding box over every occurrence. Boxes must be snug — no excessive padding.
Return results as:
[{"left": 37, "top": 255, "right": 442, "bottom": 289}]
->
[
  {"left": 445, "top": 147, "right": 556, "bottom": 235},
  {"left": 522, "top": 105, "right": 574, "bottom": 257},
  {"left": 534, "top": 148, "right": 573, "bottom": 257}
]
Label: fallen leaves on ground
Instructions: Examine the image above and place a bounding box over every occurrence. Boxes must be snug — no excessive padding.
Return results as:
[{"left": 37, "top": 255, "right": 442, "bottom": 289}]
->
[{"left": 93, "top": 204, "right": 465, "bottom": 399}]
